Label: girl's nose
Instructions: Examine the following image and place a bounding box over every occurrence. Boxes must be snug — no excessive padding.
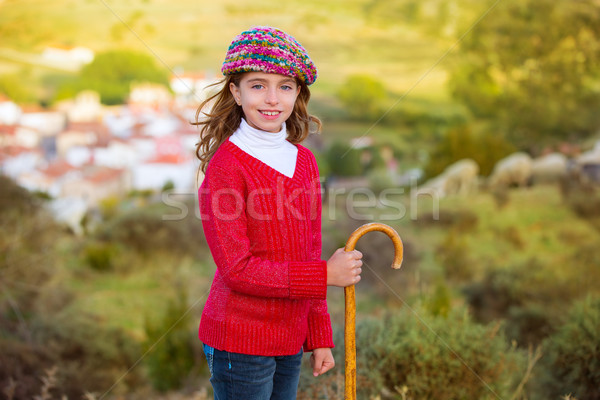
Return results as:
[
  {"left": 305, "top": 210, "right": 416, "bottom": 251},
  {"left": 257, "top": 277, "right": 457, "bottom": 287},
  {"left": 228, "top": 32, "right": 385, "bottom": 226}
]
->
[{"left": 265, "top": 88, "right": 279, "bottom": 104}]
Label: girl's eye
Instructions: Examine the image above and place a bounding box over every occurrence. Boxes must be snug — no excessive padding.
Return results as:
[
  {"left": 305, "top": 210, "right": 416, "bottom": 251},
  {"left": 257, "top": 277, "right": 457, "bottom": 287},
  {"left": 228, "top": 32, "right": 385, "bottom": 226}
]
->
[
  {"left": 252, "top": 84, "right": 264, "bottom": 90},
  {"left": 281, "top": 85, "right": 293, "bottom": 91}
]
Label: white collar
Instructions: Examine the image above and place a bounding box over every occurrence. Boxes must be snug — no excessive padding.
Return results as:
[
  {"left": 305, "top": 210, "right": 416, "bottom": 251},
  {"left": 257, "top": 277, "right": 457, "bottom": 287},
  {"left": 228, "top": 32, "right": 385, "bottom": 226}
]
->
[{"left": 233, "top": 118, "right": 288, "bottom": 150}]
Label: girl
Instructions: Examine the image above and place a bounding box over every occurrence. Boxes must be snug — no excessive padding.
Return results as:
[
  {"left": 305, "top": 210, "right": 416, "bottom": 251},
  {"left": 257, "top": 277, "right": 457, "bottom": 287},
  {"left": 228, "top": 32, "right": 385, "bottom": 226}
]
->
[{"left": 194, "top": 26, "right": 363, "bottom": 400}]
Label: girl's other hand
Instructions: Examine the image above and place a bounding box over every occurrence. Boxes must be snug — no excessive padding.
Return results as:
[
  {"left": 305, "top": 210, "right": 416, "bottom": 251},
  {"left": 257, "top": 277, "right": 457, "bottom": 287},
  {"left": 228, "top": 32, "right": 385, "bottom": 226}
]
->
[
  {"left": 310, "top": 348, "right": 335, "bottom": 377},
  {"left": 326, "top": 248, "right": 363, "bottom": 287}
]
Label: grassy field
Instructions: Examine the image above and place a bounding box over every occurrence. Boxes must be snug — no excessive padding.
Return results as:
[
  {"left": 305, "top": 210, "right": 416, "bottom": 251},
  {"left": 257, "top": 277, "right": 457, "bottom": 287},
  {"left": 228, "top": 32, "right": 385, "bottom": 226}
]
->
[{"left": 63, "top": 254, "right": 212, "bottom": 339}]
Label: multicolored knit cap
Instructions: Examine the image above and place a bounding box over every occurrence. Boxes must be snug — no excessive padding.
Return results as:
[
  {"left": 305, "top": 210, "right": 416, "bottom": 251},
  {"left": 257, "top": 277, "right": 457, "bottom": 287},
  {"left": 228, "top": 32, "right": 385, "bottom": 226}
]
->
[{"left": 221, "top": 26, "right": 317, "bottom": 86}]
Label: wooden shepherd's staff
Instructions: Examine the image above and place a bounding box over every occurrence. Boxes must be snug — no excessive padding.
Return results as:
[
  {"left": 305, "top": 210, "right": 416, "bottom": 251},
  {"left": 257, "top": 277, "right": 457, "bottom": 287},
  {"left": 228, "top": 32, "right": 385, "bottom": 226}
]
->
[{"left": 344, "top": 223, "right": 404, "bottom": 400}]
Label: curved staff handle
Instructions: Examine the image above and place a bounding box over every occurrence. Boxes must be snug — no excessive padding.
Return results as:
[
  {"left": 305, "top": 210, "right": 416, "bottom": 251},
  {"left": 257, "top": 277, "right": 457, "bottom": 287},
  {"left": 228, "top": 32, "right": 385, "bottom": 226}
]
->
[{"left": 343, "top": 223, "right": 403, "bottom": 400}]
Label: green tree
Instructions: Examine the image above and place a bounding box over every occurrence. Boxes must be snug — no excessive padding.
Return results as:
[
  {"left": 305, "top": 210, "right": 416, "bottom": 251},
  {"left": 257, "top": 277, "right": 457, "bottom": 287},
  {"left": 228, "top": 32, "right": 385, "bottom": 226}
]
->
[
  {"left": 326, "top": 141, "right": 363, "bottom": 177},
  {"left": 424, "top": 125, "right": 515, "bottom": 178},
  {"left": 338, "top": 74, "right": 387, "bottom": 121},
  {"left": 448, "top": 0, "right": 600, "bottom": 145},
  {"left": 66, "top": 49, "right": 169, "bottom": 105}
]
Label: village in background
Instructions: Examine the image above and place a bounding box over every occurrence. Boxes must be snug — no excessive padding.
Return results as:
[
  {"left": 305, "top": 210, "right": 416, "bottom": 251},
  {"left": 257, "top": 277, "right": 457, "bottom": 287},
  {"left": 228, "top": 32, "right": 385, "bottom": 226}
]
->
[{"left": 0, "top": 45, "right": 222, "bottom": 234}]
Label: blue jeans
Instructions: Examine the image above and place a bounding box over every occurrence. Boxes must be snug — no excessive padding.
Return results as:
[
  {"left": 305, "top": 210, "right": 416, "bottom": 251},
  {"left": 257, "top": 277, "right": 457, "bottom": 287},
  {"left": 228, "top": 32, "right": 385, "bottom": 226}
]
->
[{"left": 203, "top": 344, "right": 303, "bottom": 400}]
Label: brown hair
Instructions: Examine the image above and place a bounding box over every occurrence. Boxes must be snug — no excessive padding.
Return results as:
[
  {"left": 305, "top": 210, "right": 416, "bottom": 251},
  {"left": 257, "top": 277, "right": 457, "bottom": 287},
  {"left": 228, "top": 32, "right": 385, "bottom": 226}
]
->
[{"left": 193, "top": 73, "right": 322, "bottom": 174}]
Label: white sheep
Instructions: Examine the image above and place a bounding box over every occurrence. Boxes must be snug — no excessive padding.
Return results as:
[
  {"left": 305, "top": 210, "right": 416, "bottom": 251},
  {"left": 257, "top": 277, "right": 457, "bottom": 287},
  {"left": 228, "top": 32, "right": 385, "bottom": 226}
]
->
[
  {"left": 415, "top": 158, "right": 479, "bottom": 198},
  {"left": 415, "top": 174, "right": 448, "bottom": 198},
  {"left": 573, "top": 141, "right": 600, "bottom": 183},
  {"left": 531, "top": 152, "right": 568, "bottom": 184},
  {"left": 575, "top": 141, "right": 600, "bottom": 165},
  {"left": 488, "top": 152, "right": 533, "bottom": 189},
  {"left": 443, "top": 158, "right": 479, "bottom": 196}
]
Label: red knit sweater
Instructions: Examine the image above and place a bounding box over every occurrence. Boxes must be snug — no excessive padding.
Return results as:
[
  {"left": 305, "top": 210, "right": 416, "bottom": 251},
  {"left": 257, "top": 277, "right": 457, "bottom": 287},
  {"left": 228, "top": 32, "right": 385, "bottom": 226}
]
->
[{"left": 198, "top": 139, "right": 334, "bottom": 356}]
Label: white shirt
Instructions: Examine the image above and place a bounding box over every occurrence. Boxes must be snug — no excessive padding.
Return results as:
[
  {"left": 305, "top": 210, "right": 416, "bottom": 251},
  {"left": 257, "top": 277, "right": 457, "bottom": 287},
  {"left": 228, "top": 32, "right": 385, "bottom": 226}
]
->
[{"left": 229, "top": 118, "right": 298, "bottom": 178}]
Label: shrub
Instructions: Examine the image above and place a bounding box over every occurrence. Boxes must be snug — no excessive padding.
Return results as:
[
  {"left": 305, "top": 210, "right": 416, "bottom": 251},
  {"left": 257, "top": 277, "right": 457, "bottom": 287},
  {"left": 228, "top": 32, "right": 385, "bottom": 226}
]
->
[
  {"left": 436, "top": 229, "right": 475, "bottom": 281},
  {"left": 541, "top": 296, "right": 600, "bottom": 400},
  {"left": 463, "top": 267, "right": 524, "bottom": 323},
  {"left": 299, "top": 307, "right": 524, "bottom": 399},
  {"left": 359, "top": 308, "right": 523, "bottom": 399},
  {"left": 82, "top": 241, "right": 119, "bottom": 272},
  {"left": 462, "top": 257, "right": 589, "bottom": 347},
  {"left": 0, "top": 338, "right": 53, "bottom": 400},
  {"left": 494, "top": 226, "right": 525, "bottom": 250},
  {"left": 7, "top": 311, "right": 143, "bottom": 399},
  {"left": 0, "top": 177, "right": 59, "bottom": 311},
  {"left": 505, "top": 305, "right": 554, "bottom": 347},
  {"left": 99, "top": 195, "right": 121, "bottom": 220},
  {"left": 0, "top": 175, "right": 39, "bottom": 217},
  {"left": 96, "top": 203, "right": 207, "bottom": 259},
  {"left": 424, "top": 280, "right": 452, "bottom": 317},
  {"left": 143, "top": 290, "right": 199, "bottom": 392},
  {"left": 161, "top": 180, "right": 175, "bottom": 193}
]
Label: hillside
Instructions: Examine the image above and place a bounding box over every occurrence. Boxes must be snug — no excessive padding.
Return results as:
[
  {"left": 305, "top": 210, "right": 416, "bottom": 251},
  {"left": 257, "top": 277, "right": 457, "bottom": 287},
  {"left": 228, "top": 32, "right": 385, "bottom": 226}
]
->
[{"left": 0, "top": 0, "right": 456, "bottom": 97}]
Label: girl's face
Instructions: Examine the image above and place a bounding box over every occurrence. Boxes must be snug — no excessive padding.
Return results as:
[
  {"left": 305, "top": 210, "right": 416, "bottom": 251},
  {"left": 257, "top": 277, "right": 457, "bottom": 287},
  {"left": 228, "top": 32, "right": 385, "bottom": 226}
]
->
[{"left": 230, "top": 72, "right": 300, "bottom": 133}]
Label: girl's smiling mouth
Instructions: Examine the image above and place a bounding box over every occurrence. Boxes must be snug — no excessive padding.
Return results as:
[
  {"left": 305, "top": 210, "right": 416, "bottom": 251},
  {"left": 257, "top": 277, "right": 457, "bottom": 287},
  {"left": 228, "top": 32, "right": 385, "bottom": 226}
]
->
[{"left": 260, "top": 110, "right": 282, "bottom": 119}]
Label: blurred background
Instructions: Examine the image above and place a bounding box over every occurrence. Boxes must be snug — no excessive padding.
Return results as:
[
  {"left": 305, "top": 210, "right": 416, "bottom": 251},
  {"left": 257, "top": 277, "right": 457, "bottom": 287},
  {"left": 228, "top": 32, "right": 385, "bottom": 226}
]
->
[{"left": 1, "top": 0, "right": 599, "bottom": 399}]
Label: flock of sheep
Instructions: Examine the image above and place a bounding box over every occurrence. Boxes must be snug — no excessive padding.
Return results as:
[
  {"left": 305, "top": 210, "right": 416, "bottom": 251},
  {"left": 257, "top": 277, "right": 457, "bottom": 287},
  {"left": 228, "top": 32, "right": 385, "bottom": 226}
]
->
[{"left": 415, "top": 141, "right": 600, "bottom": 198}]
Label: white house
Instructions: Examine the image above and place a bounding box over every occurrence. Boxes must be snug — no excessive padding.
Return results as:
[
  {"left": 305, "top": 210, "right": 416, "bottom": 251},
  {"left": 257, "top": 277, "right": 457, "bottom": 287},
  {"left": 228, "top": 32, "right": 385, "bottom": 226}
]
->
[
  {"left": 56, "top": 91, "right": 103, "bottom": 123},
  {"left": 92, "top": 139, "right": 140, "bottom": 168},
  {"left": 42, "top": 45, "right": 94, "bottom": 71},
  {"left": 57, "top": 129, "right": 98, "bottom": 157},
  {"left": 128, "top": 83, "right": 172, "bottom": 110},
  {"left": 0, "top": 97, "right": 22, "bottom": 125},
  {"left": 65, "top": 146, "right": 92, "bottom": 167},
  {"left": 17, "top": 160, "right": 81, "bottom": 198},
  {"left": 103, "top": 108, "right": 137, "bottom": 138},
  {"left": 13, "top": 125, "right": 41, "bottom": 148},
  {"left": 0, "top": 146, "right": 43, "bottom": 179},
  {"left": 19, "top": 111, "right": 67, "bottom": 137},
  {"left": 132, "top": 153, "right": 196, "bottom": 191},
  {"left": 62, "top": 166, "right": 131, "bottom": 207},
  {"left": 141, "top": 113, "right": 182, "bottom": 137}
]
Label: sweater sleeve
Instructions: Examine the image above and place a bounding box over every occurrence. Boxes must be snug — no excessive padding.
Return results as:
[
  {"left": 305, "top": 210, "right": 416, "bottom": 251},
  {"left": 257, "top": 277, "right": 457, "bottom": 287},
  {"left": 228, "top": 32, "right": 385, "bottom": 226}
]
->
[
  {"left": 304, "top": 299, "right": 334, "bottom": 351},
  {"left": 199, "top": 162, "right": 327, "bottom": 300},
  {"left": 304, "top": 153, "right": 334, "bottom": 351}
]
